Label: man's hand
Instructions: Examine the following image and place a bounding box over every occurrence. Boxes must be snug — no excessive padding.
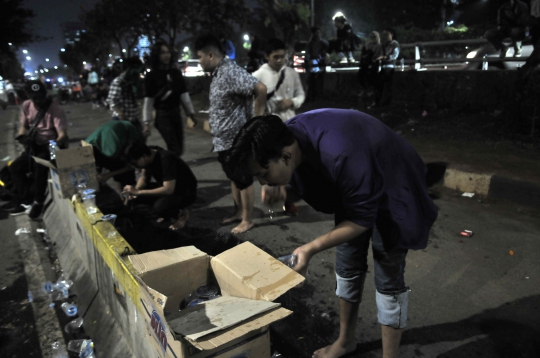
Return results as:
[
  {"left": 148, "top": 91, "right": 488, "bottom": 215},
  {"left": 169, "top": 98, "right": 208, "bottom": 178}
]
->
[
  {"left": 292, "top": 244, "right": 314, "bottom": 277},
  {"left": 97, "top": 172, "right": 113, "bottom": 183},
  {"left": 277, "top": 99, "right": 293, "bottom": 111},
  {"left": 122, "top": 185, "right": 140, "bottom": 200},
  {"left": 187, "top": 115, "right": 198, "bottom": 128},
  {"left": 261, "top": 185, "right": 286, "bottom": 205}
]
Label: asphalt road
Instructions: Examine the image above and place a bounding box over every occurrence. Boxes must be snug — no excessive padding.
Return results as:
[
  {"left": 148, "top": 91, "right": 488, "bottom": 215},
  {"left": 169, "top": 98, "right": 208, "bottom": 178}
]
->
[{"left": 0, "top": 102, "right": 539, "bottom": 358}]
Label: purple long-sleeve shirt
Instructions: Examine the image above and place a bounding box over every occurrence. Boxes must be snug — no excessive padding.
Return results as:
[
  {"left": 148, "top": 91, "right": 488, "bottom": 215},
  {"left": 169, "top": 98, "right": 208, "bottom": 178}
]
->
[{"left": 286, "top": 109, "right": 438, "bottom": 250}]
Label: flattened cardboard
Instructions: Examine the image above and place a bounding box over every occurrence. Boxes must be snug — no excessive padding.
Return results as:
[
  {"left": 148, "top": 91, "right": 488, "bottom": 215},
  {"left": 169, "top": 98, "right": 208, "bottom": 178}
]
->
[
  {"left": 211, "top": 242, "right": 305, "bottom": 301},
  {"left": 168, "top": 296, "right": 280, "bottom": 340}
]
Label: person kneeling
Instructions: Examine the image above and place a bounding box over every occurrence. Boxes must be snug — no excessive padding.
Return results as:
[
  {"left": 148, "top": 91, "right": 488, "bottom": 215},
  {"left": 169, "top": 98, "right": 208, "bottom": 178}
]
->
[{"left": 121, "top": 141, "right": 197, "bottom": 230}]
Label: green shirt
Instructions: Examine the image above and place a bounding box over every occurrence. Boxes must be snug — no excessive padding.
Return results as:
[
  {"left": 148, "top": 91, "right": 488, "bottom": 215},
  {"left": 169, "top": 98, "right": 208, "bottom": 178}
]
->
[{"left": 85, "top": 120, "right": 142, "bottom": 158}]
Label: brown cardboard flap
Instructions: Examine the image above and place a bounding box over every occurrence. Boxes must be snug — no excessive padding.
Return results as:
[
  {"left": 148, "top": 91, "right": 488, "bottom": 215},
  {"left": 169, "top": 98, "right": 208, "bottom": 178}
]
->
[
  {"left": 187, "top": 307, "right": 292, "bottom": 350},
  {"left": 32, "top": 156, "right": 57, "bottom": 169},
  {"left": 211, "top": 242, "right": 305, "bottom": 301},
  {"left": 56, "top": 146, "right": 95, "bottom": 168},
  {"left": 168, "top": 296, "right": 280, "bottom": 341},
  {"left": 130, "top": 247, "right": 209, "bottom": 312}
]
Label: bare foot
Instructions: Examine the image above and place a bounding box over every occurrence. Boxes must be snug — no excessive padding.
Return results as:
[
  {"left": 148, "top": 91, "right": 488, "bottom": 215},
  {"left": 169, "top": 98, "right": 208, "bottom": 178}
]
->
[
  {"left": 170, "top": 210, "right": 189, "bottom": 231},
  {"left": 312, "top": 340, "right": 357, "bottom": 358},
  {"left": 220, "top": 213, "right": 242, "bottom": 225},
  {"left": 231, "top": 220, "right": 254, "bottom": 234},
  {"left": 156, "top": 218, "right": 164, "bottom": 223}
]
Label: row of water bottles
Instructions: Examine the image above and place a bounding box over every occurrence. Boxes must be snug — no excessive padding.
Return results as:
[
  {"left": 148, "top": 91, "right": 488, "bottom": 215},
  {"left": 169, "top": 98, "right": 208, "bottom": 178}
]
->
[{"left": 49, "top": 139, "right": 60, "bottom": 160}]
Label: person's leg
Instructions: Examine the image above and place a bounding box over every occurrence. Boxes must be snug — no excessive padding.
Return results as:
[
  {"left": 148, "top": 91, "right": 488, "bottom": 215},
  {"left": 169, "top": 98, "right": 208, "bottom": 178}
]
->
[
  {"left": 231, "top": 182, "right": 254, "bottom": 234},
  {"left": 313, "top": 218, "right": 371, "bottom": 358},
  {"left": 484, "top": 28, "right": 504, "bottom": 50},
  {"left": 509, "top": 27, "right": 526, "bottom": 55},
  {"left": 28, "top": 145, "right": 51, "bottom": 218},
  {"left": 155, "top": 110, "right": 184, "bottom": 156},
  {"left": 372, "top": 226, "right": 409, "bottom": 358},
  {"left": 8, "top": 152, "right": 33, "bottom": 205}
]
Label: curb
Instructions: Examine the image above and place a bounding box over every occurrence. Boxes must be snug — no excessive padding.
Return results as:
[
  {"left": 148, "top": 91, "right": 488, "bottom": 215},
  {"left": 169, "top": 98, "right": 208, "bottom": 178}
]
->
[{"left": 443, "top": 167, "right": 540, "bottom": 210}]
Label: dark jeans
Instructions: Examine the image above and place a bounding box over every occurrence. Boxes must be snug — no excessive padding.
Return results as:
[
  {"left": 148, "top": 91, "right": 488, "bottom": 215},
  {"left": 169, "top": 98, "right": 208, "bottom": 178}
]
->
[
  {"left": 92, "top": 148, "right": 135, "bottom": 187},
  {"left": 9, "top": 144, "right": 50, "bottom": 204},
  {"left": 375, "top": 68, "right": 395, "bottom": 106},
  {"left": 485, "top": 26, "right": 526, "bottom": 51},
  {"left": 155, "top": 108, "right": 184, "bottom": 156},
  {"left": 306, "top": 71, "right": 325, "bottom": 101},
  {"left": 133, "top": 183, "right": 196, "bottom": 220}
]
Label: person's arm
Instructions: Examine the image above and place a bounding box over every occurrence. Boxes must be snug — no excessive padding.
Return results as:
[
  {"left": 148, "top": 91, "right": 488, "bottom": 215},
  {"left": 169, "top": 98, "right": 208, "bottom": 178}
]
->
[
  {"left": 253, "top": 82, "right": 267, "bottom": 116},
  {"left": 291, "top": 71, "right": 305, "bottom": 110},
  {"left": 107, "top": 80, "right": 124, "bottom": 119},
  {"left": 142, "top": 97, "right": 154, "bottom": 135},
  {"left": 292, "top": 220, "right": 368, "bottom": 275},
  {"left": 97, "top": 165, "right": 133, "bottom": 183},
  {"left": 124, "top": 179, "right": 176, "bottom": 197},
  {"left": 180, "top": 92, "right": 198, "bottom": 127},
  {"left": 387, "top": 43, "right": 400, "bottom": 61},
  {"left": 56, "top": 129, "right": 67, "bottom": 143}
]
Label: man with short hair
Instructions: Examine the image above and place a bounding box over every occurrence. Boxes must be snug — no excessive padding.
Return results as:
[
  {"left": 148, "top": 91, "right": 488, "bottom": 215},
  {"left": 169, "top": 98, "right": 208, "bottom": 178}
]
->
[
  {"left": 122, "top": 141, "right": 197, "bottom": 231},
  {"left": 222, "top": 110, "right": 438, "bottom": 358},
  {"left": 253, "top": 38, "right": 305, "bottom": 216},
  {"left": 194, "top": 34, "right": 267, "bottom": 234},
  {"left": 6, "top": 80, "right": 68, "bottom": 219},
  {"left": 372, "top": 28, "right": 400, "bottom": 108},
  {"left": 485, "top": 0, "right": 529, "bottom": 58},
  {"left": 107, "top": 57, "right": 146, "bottom": 133}
]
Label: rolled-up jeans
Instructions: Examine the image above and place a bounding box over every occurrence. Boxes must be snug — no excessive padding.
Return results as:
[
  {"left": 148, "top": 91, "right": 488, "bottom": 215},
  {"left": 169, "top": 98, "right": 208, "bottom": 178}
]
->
[{"left": 335, "top": 223, "right": 409, "bottom": 329}]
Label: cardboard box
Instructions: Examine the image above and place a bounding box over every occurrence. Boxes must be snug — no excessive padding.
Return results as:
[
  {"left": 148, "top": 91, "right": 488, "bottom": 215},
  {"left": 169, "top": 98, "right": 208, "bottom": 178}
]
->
[
  {"left": 130, "top": 242, "right": 305, "bottom": 358},
  {"left": 33, "top": 146, "right": 98, "bottom": 199}
]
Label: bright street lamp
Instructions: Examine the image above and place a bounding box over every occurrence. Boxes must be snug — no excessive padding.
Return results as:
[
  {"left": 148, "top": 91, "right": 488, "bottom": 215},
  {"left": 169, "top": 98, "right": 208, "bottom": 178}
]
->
[
  {"left": 60, "top": 48, "right": 66, "bottom": 52},
  {"left": 26, "top": 56, "right": 31, "bottom": 61},
  {"left": 23, "top": 49, "right": 28, "bottom": 54},
  {"left": 46, "top": 58, "right": 50, "bottom": 62},
  {"left": 122, "top": 49, "right": 127, "bottom": 53}
]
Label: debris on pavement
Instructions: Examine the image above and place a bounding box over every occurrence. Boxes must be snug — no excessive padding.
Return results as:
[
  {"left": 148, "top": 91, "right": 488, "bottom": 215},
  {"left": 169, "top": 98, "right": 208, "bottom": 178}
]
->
[
  {"left": 460, "top": 230, "right": 474, "bottom": 237},
  {"left": 15, "top": 228, "right": 31, "bottom": 235},
  {"left": 462, "top": 192, "right": 475, "bottom": 198},
  {"left": 509, "top": 250, "right": 515, "bottom": 256}
]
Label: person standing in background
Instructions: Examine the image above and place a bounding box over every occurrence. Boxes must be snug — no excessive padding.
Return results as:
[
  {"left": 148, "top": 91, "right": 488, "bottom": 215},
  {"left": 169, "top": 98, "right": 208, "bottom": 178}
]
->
[{"left": 143, "top": 42, "right": 197, "bottom": 156}]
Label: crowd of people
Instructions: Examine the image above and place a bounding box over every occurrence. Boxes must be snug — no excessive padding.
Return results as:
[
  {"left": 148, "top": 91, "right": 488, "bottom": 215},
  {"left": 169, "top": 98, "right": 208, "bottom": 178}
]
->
[{"left": 0, "top": 28, "right": 443, "bottom": 358}]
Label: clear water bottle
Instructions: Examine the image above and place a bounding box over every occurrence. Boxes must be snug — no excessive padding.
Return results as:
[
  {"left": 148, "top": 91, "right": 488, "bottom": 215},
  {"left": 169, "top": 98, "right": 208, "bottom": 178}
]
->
[
  {"left": 51, "top": 341, "right": 68, "bottom": 358},
  {"left": 65, "top": 317, "right": 84, "bottom": 334},
  {"left": 482, "top": 54, "right": 488, "bottom": 71},
  {"left": 277, "top": 254, "right": 298, "bottom": 268},
  {"left": 400, "top": 58, "right": 405, "bottom": 71},
  {"left": 49, "top": 140, "right": 57, "bottom": 160},
  {"left": 61, "top": 302, "right": 78, "bottom": 316},
  {"left": 67, "top": 339, "right": 95, "bottom": 358}
]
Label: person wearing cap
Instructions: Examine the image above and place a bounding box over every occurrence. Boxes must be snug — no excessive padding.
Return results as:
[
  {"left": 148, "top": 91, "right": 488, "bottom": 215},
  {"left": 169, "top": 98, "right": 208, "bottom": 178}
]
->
[
  {"left": 4, "top": 80, "right": 68, "bottom": 218},
  {"left": 222, "top": 110, "right": 438, "bottom": 358},
  {"left": 143, "top": 41, "right": 198, "bottom": 157},
  {"left": 107, "top": 57, "right": 145, "bottom": 133}
]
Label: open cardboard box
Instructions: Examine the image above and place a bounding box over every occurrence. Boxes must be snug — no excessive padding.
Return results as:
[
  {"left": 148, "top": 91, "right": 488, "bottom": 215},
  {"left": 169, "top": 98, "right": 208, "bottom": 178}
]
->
[
  {"left": 129, "top": 242, "right": 305, "bottom": 358},
  {"left": 33, "top": 145, "right": 98, "bottom": 199}
]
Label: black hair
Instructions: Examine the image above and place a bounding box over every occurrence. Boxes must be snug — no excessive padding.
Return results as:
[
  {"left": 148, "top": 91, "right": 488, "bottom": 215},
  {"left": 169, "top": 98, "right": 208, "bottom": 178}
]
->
[
  {"left": 122, "top": 57, "right": 144, "bottom": 72},
  {"left": 385, "top": 28, "right": 397, "bottom": 40},
  {"left": 122, "top": 140, "right": 151, "bottom": 163},
  {"left": 222, "top": 115, "right": 295, "bottom": 190},
  {"left": 310, "top": 26, "right": 321, "bottom": 34},
  {"left": 149, "top": 41, "right": 174, "bottom": 69},
  {"left": 194, "top": 34, "right": 225, "bottom": 57},
  {"left": 334, "top": 16, "right": 346, "bottom": 24},
  {"left": 264, "top": 38, "right": 286, "bottom": 56}
]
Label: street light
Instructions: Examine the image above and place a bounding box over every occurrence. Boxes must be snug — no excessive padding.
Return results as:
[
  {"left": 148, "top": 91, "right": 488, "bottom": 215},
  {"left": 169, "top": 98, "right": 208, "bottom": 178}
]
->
[
  {"left": 26, "top": 56, "right": 31, "bottom": 60},
  {"left": 60, "top": 48, "right": 66, "bottom": 52},
  {"left": 83, "top": 61, "right": 87, "bottom": 65},
  {"left": 46, "top": 58, "right": 50, "bottom": 62},
  {"left": 122, "top": 49, "right": 127, "bottom": 53},
  {"left": 54, "top": 66, "right": 58, "bottom": 69},
  {"left": 23, "top": 49, "right": 28, "bottom": 54},
  {"left": 243, "top": 34, "right": 250, "bottom": 41}
]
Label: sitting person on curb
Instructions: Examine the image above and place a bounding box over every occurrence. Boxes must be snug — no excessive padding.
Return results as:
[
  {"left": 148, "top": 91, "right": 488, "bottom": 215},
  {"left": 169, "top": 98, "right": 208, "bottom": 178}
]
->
[
  {"left": 222, "top": 110, "right": 438, "bottom": 358},
  {"left": 5, "top": 80, "right": 68, "bottom": 219},
  {"left": 253, "top": 38, "right": 305, "bottom": 216},
  {"left": 121, "top": 141, "right": 197, "bottom": 230},
  {"left": 485, "top": 0, "right": 529, "bottom": 58},
  {"left": 85, "top": 120, "right": 143, "bottom": 195}
]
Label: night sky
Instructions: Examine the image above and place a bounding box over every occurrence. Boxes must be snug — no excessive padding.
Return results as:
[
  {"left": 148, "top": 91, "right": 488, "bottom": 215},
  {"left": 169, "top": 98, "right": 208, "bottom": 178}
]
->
[{"left": 20, "top": 0, "right": 97, "bottom": 72}]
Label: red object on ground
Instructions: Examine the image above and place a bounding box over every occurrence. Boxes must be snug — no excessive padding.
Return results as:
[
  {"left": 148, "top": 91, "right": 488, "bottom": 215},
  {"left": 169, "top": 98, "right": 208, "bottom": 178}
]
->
[{"left": 460, "top": 230, "right": 474, "bottom": 237}]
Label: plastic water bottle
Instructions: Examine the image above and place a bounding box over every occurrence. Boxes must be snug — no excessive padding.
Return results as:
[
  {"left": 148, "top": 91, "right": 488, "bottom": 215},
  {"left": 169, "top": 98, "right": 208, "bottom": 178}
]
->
[
  {"left": 49, "top": 140, "right": 57, "bottom": 160},
  {"left": 400, "top": 58, "right": 405, "bottom": 71},
  {"left": 61, "top": 302, "right": 78, "bottom": 316},
  {"left": 51, "top": 341, "right": 68, "bottom": 358},
  {"left": 482, "top": 54, "right": 488, "bottom": 71},
  {"left": 64, "top": 317, "right": 84, "bottom": 334},
  {"left": 67, "top": 339, "right": 95, "bottom": 358},
  {"left": 277, "top": 254, "right": 298, "bottom": 268}
]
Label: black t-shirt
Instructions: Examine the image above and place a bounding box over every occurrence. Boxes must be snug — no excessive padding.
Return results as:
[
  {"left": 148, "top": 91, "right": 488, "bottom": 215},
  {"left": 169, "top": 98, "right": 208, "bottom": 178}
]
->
[
  {"left": 145, "top": 147, "right": 197, "bottom": 195},
  {"left": 144, "top": 68, "right": 188, "bottom": 110}
]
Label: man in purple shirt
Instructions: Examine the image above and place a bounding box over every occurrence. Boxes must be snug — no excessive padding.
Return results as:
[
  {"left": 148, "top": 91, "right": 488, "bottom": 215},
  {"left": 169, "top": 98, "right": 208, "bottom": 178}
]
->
[{"left": 222, "top": 109, "right": 438, "bottom": 358}]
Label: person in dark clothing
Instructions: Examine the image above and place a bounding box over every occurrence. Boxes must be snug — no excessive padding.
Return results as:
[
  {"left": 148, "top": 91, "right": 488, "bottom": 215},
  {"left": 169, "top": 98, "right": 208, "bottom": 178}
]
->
[
  {"left": 305, "top": 26, "right": 329, "bottom": 101},
  {"left": 332, "top": 14, "right": 357, "bottom": 63},
  {"left": 85, "top": 121, "right": 143, "bottom": 195},
  {"left": 371, "top": 28, "right": 400, "bottom": 108},
  {"left": 246, "top": 33, "right": 265, "bottom": 73},
  {"left": 143, "top": 42, "right": 198, "bottom": 156},
  {"left": 6, "top": 81, "right": 68, "bottom": 219},
  {"left": 357, "top": 31, "right": 382, "bottom": 98},
  {"left": 122, "top": 141, "right": 197, "bottom": 230},
  {"left": 485, "top": 0, "right": 529, "bottom": 58},
  {"left": 222, "top": 110, "right": 438, "bottom": 358}
]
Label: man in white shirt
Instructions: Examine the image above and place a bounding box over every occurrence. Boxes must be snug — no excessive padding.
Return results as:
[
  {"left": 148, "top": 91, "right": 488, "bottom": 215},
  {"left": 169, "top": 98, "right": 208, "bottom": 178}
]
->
[
  {"left": 253, "top": 38, "right": 305, "bottom": 122},
  {"left": 253, "top": 38, "right": 305, "bottom": 216}
]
